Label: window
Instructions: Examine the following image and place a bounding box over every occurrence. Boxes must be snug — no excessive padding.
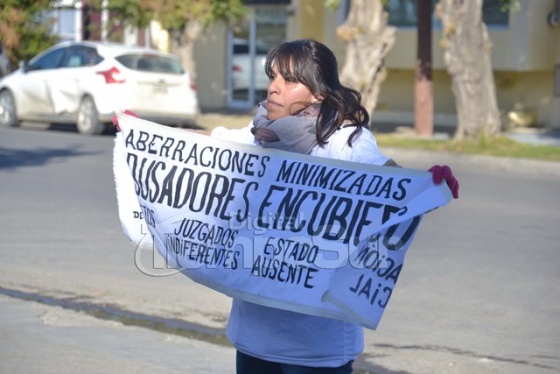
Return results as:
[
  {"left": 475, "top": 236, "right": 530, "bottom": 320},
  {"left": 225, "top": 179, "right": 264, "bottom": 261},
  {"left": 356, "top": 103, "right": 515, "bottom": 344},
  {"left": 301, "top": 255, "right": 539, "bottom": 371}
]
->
[
  {"left": 386, "top": 0, "right": 420, "bottom": 27},
  {"left": 50, "top": 7, "right": 79, "bottom": 42},
  {"left": 337, "top": 0, "right": 352, "bottom": 25},
  {"left": 116, "top": 54, "right": 184, "bottom": 74},
  {"left": 482, "top": 0, "right": 509, "bottom": 26},
  {"left": 385, "top": 0, "right": 509, "bottom": 27},
  {"left": 233, "top": 39, "right": 269, "bottom": 55},
  {"left": 75, "top": 46, "right": 103, "bottom": 66},
  {"left": 61, "top": 46, "right": 103, "bottom": 68},
  {"left": 29, "top": 48, "right": 66, "bottom": 71}
]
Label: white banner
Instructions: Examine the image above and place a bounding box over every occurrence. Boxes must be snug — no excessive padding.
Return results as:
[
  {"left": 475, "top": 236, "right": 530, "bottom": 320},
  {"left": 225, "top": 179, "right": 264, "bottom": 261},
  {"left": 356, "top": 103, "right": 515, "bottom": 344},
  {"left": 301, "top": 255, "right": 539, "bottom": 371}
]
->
[{"left": 113, "top": 112, "right": 452, "bottom": 329}]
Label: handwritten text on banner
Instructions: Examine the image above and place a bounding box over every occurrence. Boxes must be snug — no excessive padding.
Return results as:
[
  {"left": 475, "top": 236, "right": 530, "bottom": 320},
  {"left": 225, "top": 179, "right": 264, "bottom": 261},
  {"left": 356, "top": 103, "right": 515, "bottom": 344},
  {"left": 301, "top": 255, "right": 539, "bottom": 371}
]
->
[{"left": 113, "top": 112, "right": 452, "bottom": 329}]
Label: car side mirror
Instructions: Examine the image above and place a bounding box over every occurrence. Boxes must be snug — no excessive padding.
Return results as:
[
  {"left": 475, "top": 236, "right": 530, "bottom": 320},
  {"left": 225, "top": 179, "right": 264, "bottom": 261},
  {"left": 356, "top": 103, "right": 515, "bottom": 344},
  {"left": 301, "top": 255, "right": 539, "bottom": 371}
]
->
[{"left": 19, "top": 60, "right": 29, "bottom": 73}]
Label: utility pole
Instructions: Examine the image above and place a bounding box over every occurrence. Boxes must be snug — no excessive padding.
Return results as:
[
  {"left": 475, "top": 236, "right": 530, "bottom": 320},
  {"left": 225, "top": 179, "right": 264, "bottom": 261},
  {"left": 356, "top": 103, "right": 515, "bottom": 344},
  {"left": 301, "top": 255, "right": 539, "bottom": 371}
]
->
[{"left": 415, "top": 0, "right": 434, "bottom": 137}]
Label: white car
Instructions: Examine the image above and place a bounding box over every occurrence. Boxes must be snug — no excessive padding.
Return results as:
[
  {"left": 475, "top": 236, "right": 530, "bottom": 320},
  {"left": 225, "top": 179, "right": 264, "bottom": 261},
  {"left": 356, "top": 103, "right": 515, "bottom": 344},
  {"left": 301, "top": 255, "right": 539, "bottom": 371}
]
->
[
  {"left": 232, "top": 38, "right": 269, "bottom": 92},
  {"left": 0, "top": 41, "right": 198, "bottom": 135}
]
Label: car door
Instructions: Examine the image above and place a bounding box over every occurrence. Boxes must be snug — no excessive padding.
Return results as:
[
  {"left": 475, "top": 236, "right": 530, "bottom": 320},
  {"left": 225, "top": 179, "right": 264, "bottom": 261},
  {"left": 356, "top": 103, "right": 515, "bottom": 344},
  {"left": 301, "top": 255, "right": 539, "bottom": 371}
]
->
[
  {"left": 17, "top": 47, "right": 67, "bottom": 116},
  {"left": 47, "top": 45, "right": 97, "bottom": 114}
]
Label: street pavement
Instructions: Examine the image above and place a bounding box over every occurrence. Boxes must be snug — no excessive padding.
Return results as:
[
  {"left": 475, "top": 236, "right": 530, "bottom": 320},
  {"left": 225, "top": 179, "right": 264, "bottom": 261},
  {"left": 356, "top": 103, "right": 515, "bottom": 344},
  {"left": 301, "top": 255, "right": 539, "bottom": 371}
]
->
[
  {"left": 1, "top": 116, "right": 559, "bottom": 374},
  {"left": 0, "top": 295, "right": 235, "bottom": 374}
]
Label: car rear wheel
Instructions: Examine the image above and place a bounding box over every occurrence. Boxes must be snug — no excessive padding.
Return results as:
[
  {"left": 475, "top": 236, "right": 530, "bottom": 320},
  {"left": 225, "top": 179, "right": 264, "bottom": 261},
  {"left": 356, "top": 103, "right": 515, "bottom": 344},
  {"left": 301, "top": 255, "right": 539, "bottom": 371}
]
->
[
  {"left": 77, "top": 96, "right": 104, "bottom": 135},
  {"left": 0, "top": 89, "right": 20, "bottom": 128}
]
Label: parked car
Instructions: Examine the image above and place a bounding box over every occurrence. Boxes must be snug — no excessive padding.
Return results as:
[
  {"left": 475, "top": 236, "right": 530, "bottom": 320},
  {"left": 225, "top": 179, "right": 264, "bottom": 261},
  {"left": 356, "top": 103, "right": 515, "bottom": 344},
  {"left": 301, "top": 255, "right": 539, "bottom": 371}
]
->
[
  {"left": 231, "top": 38, "right": 269, "bottom": 92},
  {"left": 0, "top": 41, "right": 198, "bottom": 135},
  {"left": 0, "top": 43, "right": 9, "bottom": 77}
]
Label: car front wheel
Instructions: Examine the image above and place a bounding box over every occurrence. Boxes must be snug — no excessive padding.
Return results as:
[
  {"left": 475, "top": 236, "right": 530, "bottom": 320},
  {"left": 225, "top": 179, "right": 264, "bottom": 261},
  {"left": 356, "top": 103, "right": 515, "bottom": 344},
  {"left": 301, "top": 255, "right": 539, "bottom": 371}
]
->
[
  {"left": 0, "top": 89, "right": 20, "bottom": 128},
  {"left": 76, "top": 96, "right": 104, "bottom": 135}
]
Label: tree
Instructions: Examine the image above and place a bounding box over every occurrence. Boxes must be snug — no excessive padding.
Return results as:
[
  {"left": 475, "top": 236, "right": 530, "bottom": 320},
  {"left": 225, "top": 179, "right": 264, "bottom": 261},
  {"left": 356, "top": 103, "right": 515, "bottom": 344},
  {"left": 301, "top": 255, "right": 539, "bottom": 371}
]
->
[
  {"left": 436, "top": 0, "right": 502, "bottom": 140},
  {"left": 0, "top": 0, "right": 59, "bottom": 70},
  {"left": 100, "top": 0, "right": 246, "bottom": 81},
  {"left": 333, "top": 0, "right": 432, "bottom": 136},
  {"left": 332, "top": 0, "right": 512, "bottom": 140},
  {"left": 335, "top": 0, "right": 397, "bottom": 119}
]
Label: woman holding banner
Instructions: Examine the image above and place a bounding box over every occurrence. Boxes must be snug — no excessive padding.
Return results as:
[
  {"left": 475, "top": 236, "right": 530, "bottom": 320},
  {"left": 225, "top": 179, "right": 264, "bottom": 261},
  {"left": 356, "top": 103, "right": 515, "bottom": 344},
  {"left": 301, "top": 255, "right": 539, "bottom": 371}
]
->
[
  {"left": 211, "top": 39, "right": 459, "bottom": 374},
  {"left": 113, "top": 38, "right": 458, "bottom": 374}
]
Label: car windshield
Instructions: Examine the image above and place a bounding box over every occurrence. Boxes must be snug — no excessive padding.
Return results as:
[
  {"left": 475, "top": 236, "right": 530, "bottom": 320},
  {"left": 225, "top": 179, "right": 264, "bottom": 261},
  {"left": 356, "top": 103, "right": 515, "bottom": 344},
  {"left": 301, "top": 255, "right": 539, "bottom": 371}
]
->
[{"left": 116, "top": 54, "right": 184, "bottom": 74}]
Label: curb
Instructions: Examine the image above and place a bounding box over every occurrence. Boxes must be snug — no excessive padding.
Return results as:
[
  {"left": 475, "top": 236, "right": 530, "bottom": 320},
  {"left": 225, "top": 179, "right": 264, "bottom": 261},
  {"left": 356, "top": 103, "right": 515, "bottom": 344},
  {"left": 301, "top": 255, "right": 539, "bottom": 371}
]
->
[{"left": 382, "top": 147, "right": 560, "bottom": 176}]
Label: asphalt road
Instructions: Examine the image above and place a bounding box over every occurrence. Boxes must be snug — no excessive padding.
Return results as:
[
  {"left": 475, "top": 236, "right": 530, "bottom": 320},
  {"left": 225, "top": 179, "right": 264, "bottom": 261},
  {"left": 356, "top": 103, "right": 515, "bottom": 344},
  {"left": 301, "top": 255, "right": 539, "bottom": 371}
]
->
[{"left": 1, "top": 122, "right": 559, "bottom": 374}]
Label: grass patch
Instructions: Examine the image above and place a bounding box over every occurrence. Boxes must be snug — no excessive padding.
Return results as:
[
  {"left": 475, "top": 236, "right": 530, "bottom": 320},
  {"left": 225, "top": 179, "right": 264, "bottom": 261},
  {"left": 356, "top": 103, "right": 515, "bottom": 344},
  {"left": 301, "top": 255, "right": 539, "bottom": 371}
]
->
[{"left": 375, "top": 134, "right": 560, "bottom": 162}]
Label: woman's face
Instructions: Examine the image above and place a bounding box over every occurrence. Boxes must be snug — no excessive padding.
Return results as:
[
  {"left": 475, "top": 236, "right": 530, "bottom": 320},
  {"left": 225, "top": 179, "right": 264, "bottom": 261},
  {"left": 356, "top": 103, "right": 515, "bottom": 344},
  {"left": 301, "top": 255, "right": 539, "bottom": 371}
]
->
[{"left": 265, "top": 63, "right": 318, "bottom": 120}]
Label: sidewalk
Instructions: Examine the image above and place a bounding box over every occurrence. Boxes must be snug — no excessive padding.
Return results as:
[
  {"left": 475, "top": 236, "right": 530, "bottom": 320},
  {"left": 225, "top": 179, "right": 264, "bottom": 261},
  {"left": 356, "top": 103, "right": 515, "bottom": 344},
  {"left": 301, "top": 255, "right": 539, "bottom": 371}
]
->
[
  {"left": 0, "top": 295, "right": 235, "bottom": 374},
  {"left": 505, "top": 127, "right": 560, "bottom": 147}
]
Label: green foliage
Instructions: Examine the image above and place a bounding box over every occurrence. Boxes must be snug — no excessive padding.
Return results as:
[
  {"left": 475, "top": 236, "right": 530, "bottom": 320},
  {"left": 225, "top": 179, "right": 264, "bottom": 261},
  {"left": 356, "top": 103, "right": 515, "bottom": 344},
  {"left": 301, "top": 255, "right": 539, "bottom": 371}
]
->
[
  {"left": 325, "top": 0, "right": 388, "bottom": 11},
  {"left": 210, "top": 0, "right": 246, "bottom": 21},
  {"left": 11, "top": 21, "right": 59, "bottom": 64},
  {"left": 498, "top": 0, "right": 520, "bottom": 12},
  {"left": 104, "top": 0, "right": 246, "bottom": 35},
  {"left": 324, "top": 0, "right": 341, "bottom": 10},
  {"left": 100, "top": 0, "right": 154, "bottom": 29},
  {"left": 0, "top": 0, "right": 59, "bottom": 68}
]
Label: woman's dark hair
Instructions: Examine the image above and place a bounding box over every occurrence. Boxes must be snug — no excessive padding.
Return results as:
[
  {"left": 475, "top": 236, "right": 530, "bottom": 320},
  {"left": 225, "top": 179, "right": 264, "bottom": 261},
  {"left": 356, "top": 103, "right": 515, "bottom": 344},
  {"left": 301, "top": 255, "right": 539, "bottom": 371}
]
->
[{"left": 264, "top": 39, "right": 369, "bottom": 146}]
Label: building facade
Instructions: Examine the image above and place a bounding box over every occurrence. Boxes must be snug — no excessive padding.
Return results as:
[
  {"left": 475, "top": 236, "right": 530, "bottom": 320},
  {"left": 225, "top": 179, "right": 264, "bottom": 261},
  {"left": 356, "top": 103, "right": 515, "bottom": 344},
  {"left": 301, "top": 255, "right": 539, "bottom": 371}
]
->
[
  {"left": 47, "top": 0, "right": 560, "bottom": 129},
  {"left": 194, "top": 0, "right": 560, "bottom": 129}
]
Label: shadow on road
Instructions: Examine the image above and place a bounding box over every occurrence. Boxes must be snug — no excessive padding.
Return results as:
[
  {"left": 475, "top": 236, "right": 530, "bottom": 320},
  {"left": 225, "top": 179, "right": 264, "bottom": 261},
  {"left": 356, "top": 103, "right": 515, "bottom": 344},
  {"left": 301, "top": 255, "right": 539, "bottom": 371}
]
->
[
  {"left": 0, "top": 145, "right": 99, "bottom": 171},
  {"left": 48, "top": 123, "right": 118, "bottom": 136}
]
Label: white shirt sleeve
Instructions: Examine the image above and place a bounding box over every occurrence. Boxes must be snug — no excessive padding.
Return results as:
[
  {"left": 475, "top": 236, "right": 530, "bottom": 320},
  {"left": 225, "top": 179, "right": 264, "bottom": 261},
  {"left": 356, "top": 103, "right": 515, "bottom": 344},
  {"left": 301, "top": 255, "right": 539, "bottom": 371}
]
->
[
  {"left": 210, "top": 122, "right": 257, "bottom": 145},
  {"left": 310, "top": 127, "right": 389, "bottom": 166}
]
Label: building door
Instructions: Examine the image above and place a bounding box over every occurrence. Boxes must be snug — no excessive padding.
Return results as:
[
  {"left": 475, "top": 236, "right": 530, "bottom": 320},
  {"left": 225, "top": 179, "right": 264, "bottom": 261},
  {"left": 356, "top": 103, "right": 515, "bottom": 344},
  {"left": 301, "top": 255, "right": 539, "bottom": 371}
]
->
[{"left": 227, "top": 5, "right": 287, "bottom": 110}]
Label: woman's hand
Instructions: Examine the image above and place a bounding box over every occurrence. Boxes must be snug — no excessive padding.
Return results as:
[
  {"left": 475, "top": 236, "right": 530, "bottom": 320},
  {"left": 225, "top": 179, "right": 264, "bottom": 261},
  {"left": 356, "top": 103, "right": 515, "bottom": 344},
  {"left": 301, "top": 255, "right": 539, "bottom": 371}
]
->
[
  {"left": 112, "top": 110, "right": 139, "bottom": 132},
  {"left": 429, "top": 165, "right": 459, "bottom": 199}
]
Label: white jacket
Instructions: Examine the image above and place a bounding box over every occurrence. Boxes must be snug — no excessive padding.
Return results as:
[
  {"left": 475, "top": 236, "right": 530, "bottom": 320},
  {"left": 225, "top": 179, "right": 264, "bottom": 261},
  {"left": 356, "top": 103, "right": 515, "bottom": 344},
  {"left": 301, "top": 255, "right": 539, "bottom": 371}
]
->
[{"left": 212, "top": 122, "right": 389, "bottom": 367}]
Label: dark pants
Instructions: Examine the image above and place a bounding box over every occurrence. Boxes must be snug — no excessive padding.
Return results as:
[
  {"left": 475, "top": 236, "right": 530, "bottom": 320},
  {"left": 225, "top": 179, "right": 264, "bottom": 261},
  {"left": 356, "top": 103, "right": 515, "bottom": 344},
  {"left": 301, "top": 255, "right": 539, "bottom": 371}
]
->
[{"left": 236, "top": 351, "right": 354, "bottom": 374}]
